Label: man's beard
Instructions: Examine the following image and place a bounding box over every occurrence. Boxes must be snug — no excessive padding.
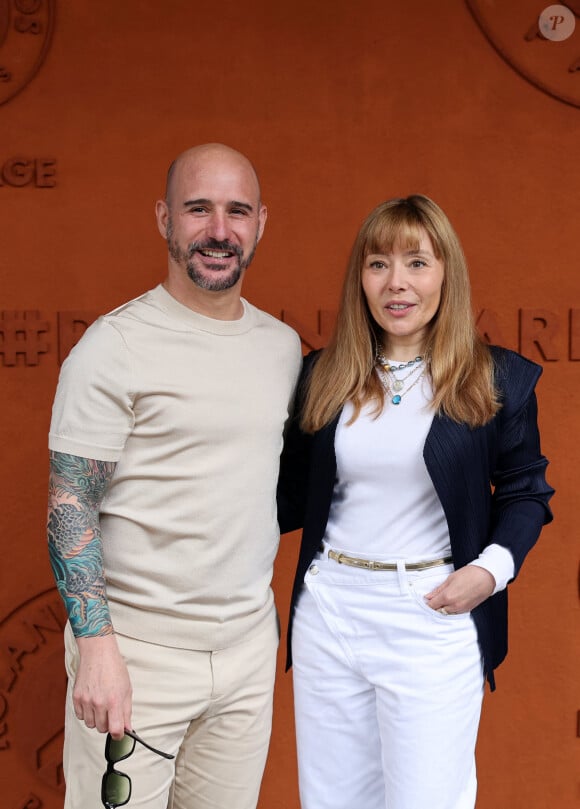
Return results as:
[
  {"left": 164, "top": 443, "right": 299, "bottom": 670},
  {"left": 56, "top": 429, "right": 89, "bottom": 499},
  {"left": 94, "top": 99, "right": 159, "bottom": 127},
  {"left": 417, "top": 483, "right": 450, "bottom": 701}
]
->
[{"left": 166, "top": 218, "right": 258, "bottom": 292}]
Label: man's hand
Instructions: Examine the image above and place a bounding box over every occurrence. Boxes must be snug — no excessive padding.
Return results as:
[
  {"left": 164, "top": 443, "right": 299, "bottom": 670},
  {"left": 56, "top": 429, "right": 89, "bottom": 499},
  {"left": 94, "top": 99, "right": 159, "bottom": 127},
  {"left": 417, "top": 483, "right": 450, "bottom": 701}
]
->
[
  {"left": 424, "top": 565, "right": 495, "bottom": 615},
  {"left": 73, "top": 635, "right": 132, "bottom": 740}
]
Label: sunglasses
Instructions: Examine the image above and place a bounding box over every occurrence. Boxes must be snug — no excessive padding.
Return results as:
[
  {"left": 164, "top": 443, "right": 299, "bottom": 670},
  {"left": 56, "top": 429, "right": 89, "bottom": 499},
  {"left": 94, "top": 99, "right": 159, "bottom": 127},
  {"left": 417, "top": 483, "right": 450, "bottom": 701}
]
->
[{"left": 101, "top": 728, "right": 175, "bottom": 809}]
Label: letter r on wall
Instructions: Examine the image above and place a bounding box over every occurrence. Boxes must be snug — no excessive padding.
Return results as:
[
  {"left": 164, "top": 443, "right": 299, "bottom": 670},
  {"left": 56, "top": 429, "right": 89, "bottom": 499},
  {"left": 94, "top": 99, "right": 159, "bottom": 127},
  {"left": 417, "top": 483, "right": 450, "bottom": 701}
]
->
[{"left": 519, "top": 309, "right": 560, "bottom": 361}]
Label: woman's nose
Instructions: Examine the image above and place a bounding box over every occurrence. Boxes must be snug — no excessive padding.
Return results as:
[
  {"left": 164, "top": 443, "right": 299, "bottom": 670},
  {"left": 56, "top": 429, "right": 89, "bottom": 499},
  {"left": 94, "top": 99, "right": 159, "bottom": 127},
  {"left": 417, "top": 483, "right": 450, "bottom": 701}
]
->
[{"left": 387, "top": 264, "right": 408, "bottom": 290}]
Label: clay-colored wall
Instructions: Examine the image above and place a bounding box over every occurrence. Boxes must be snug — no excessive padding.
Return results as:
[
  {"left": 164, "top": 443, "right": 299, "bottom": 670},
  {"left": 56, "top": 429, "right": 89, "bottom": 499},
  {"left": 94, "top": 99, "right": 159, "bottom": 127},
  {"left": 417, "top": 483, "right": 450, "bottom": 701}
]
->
[{"left": 1, "top": 1, "right": 578, "bottom": 807}]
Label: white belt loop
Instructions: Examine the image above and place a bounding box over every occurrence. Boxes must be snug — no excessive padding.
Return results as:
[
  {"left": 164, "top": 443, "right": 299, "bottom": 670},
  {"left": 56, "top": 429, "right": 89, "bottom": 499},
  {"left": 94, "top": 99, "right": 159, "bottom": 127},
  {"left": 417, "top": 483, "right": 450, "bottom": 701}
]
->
[{"left": 396, "top": 559, "right": 407, "bottom": 594}]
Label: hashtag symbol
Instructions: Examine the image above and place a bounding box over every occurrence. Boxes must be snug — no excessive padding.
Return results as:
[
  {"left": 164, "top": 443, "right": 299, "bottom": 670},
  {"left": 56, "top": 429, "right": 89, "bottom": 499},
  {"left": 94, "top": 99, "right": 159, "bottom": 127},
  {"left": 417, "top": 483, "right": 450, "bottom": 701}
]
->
[{"left": 0, "top": 311, "right": 50, "bottom": 366}]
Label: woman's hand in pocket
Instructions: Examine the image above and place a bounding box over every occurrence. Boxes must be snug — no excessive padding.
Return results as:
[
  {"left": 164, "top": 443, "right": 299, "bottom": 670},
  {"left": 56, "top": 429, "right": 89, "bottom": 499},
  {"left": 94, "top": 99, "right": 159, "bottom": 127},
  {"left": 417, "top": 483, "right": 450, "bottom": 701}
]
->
[{"left": 424, "top": 565, "right": 495, "bottom": 614}]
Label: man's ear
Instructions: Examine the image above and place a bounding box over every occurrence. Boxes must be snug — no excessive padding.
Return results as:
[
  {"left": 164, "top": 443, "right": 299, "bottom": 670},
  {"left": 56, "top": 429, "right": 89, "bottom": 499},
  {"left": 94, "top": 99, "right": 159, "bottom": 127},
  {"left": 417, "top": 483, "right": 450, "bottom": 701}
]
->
[
  {"left": 155, "top": 199, "right": 169, "bottom": 239},
  {"left": 257, "top": 204, "right": 268, "bottom": 243}
]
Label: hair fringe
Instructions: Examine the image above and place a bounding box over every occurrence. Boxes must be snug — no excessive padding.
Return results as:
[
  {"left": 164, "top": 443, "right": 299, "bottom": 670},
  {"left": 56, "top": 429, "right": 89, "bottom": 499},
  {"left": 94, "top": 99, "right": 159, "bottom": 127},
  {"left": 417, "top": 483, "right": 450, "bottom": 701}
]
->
[{"left": 300, "top": 195, "right": 501, "bottom": 433}]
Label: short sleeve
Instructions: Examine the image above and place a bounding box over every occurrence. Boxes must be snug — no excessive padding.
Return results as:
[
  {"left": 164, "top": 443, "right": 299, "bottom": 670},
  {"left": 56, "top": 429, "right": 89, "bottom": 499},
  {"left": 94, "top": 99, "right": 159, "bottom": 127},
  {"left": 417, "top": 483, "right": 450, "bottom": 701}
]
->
[{"left": 48, "top": 318, "right": 135, "bottom": 462}]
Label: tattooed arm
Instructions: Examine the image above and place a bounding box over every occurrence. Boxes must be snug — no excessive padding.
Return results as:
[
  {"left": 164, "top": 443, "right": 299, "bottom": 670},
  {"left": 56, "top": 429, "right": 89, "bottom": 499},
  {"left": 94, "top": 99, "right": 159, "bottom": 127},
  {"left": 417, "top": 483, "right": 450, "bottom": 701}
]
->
[
  {"left": 47, "top": 450, "right": 132, "bottom": 738},
  {"left": 47, "top": 450, "right": 116, "bottom": 635}
]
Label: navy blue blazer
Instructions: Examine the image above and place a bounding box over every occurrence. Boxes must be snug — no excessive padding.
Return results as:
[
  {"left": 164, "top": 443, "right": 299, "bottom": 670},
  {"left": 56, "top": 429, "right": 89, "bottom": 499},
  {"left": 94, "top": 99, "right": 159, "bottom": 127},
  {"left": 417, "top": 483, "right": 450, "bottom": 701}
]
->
[{"left": 277, "top": 346, "right": 554, "bottom": 690}]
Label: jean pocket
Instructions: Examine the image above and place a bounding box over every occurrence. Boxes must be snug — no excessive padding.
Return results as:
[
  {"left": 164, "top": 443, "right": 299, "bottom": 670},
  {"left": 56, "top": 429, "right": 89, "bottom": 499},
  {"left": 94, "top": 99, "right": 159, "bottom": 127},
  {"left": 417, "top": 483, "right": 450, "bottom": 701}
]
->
[{"left": 407, "top": 574, "right": 470, "bottom": 624}]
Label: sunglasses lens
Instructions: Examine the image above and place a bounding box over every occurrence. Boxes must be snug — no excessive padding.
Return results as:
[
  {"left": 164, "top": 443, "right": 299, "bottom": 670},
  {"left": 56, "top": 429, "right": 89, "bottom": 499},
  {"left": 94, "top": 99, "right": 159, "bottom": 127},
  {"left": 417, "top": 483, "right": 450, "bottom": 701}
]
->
[
  {"left": 106, "top": 734, "right": 136, "bottom": 763},
  {"left": 103, "top": 770, "right": 131, "bottom": 806}
]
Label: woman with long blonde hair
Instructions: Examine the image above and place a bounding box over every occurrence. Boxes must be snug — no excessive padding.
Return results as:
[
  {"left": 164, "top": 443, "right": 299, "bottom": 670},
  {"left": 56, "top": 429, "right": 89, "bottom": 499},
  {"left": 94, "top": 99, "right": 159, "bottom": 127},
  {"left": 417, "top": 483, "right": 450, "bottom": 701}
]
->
[{"left": 278, "top": 195, "right": 553, "bottom": 809}]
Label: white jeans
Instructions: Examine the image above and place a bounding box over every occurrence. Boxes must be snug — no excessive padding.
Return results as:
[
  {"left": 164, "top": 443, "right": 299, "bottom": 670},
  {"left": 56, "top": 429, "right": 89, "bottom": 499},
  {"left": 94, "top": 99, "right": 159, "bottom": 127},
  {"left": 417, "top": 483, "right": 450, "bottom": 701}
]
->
[{"left": 292, "top": 544, "right": 484, "bottom": 809}]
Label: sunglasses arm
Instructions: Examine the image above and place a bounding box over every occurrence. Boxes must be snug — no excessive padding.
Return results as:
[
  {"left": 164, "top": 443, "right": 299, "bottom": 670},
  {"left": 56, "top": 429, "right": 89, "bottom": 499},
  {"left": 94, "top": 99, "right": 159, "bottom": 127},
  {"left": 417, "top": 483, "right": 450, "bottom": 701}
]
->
[{"left": 124, "top": 729, "right": 175, "bottom": 760}]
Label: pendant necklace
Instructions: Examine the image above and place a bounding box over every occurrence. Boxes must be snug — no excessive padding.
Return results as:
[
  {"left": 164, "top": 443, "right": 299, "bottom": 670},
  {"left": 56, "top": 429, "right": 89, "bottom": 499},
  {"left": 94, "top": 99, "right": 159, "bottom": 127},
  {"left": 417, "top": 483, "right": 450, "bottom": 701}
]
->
[{"left": 376, "top": 354, "right": 425, "bottom": 405}]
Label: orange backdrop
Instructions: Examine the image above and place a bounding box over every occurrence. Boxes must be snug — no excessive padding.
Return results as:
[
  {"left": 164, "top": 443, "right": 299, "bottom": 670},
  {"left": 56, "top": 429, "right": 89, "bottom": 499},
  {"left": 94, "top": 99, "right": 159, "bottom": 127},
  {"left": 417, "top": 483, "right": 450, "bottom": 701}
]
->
[{"left": 1, "top": 1, "right": 578, "bottom": 807}]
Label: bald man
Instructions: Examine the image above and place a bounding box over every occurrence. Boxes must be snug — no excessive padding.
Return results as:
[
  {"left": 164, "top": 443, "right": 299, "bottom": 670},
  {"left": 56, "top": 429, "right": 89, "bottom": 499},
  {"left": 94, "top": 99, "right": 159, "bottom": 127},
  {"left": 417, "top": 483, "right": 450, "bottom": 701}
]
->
[{"left": 47, "top": 144, "right": 302, "bottom": 809}]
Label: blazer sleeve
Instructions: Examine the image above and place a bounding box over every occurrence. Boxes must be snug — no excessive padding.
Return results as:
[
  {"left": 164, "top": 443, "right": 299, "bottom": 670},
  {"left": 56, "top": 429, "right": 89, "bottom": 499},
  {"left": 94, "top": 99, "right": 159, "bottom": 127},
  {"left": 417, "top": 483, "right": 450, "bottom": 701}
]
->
[
  {"left": 489, "top": 350, "right": 554, "bottom": 576},
  {"left": 277, "top": 352, "right": 318, "bottom": 534}
]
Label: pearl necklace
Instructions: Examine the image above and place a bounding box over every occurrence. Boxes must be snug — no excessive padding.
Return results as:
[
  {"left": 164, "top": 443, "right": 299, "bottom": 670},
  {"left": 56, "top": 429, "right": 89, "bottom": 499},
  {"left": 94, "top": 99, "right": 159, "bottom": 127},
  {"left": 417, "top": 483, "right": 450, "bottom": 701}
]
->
[{"left": 375, "top": 354, "right": 424, "bottom": 405}]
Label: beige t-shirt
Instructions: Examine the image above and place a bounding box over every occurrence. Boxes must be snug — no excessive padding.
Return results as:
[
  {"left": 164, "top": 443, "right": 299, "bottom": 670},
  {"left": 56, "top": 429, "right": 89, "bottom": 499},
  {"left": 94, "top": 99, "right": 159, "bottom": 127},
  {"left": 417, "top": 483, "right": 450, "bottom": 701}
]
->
[{"left": 49, "top": 284, "right": 302, "bottom": 651}]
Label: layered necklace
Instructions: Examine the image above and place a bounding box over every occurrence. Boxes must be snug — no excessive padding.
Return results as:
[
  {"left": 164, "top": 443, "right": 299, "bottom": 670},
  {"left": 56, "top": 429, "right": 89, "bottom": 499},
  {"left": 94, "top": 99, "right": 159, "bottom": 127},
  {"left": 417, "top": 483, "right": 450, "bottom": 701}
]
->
[{"left": 376, "top": 353, "right": 425, "bottom": 405}]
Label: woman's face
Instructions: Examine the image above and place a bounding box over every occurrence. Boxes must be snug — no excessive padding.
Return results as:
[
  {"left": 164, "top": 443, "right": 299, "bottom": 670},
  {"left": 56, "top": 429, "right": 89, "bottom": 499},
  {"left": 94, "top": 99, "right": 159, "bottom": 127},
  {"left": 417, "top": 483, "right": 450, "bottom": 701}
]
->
[{"left": 361, "top": 227, "right": 444, "bottom": 359}]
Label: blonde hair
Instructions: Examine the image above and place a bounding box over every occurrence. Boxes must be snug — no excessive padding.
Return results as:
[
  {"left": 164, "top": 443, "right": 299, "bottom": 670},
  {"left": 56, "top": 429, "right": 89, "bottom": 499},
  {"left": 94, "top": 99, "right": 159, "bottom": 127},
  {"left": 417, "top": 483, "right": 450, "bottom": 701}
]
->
[{"left": 301, "top": 195, "right": 500, "bottom": 432}]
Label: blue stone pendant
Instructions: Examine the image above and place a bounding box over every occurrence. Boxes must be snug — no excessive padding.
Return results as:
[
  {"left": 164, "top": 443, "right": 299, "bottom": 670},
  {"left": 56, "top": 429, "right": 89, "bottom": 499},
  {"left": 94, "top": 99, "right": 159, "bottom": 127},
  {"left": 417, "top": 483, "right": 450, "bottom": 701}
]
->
[{"left": 392, "top": 395, "right": 402, "bottom": 405}]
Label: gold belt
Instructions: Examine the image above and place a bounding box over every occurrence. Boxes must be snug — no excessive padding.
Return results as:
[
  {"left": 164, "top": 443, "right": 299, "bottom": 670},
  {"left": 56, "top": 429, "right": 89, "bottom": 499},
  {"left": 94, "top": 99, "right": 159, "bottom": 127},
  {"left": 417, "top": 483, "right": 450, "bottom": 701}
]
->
[{"left": 327, "top": 550, "right": 453, "bottom": 572}]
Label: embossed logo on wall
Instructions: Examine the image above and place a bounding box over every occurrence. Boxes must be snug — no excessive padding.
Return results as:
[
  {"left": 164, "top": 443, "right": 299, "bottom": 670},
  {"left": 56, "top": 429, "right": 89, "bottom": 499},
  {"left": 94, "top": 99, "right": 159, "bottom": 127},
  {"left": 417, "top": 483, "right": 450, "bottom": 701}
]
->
[
  {"left": 0, "top": 0, "right": 56, "bottom": 106},
  {"left": 466, "top": 0, "right": 580, "bottom": 108},
  {"left": 0, "top": 588, "right": 67, "bottom": 808}
]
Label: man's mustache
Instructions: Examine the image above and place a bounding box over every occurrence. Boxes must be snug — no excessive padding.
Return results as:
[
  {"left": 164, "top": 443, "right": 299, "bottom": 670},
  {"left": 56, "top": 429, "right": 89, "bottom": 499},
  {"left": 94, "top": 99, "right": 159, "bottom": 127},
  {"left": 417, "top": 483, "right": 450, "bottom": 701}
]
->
[{"left": 187, "top": 239, "right": 243, "bottom": 259}]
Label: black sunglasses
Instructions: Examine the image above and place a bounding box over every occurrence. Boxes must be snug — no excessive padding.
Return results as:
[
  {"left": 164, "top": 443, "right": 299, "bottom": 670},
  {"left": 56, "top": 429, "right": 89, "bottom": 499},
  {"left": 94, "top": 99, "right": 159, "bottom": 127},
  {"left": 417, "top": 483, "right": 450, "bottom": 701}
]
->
[{"left": 101, "top": 728, "right": 175, "bottom": 809}]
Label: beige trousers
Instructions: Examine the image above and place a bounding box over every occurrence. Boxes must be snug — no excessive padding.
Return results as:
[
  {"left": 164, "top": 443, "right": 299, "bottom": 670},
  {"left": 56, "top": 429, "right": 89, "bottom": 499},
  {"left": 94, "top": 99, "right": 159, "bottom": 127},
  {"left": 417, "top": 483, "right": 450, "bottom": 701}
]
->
[{"left": 63, "top": 613, "right": 278, "bottom": 809}]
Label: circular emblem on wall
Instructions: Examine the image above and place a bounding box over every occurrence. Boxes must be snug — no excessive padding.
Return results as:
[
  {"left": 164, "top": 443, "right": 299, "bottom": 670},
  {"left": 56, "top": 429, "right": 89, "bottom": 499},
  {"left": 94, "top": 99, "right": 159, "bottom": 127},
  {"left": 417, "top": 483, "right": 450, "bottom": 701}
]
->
[
  {"left": 0, "top": 0, "right": 55, "bottom": 106},
  {"left": 0, "top": 588, "right": 66, "bottom": 806},
  {"left": 466, "top": 0, "right": 580, "bottom": 109}
]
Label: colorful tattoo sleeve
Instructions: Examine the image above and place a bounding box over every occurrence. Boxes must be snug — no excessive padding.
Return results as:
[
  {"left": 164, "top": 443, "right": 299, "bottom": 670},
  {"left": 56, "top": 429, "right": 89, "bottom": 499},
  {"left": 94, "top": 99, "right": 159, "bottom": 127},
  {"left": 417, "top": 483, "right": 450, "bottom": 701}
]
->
[{"left": 47, "top": 451, "right": 117, "bottom": 637}]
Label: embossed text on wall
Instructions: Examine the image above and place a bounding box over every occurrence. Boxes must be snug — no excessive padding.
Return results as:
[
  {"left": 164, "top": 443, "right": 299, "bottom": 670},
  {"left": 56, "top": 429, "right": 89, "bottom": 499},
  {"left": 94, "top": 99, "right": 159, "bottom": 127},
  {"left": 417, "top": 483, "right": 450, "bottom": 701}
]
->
[
  {"left": 0, "top": 157, "right": 57, "bottom": 187},
  {"left": 1, "top": 308, "right": 580, "bottom": 366},
  {"left": 284, "top": 308, "right": 580, "bottom": 361},
  {"left": 0, "top": 311, "right": 95, "bottom": 366}
]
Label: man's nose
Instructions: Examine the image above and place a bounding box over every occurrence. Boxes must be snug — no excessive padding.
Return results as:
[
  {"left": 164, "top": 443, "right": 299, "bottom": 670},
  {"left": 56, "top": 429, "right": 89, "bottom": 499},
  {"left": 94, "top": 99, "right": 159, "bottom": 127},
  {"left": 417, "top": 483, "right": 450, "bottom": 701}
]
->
[{"left": 206, "top": 211, "right": 229, "bottom": 241}]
